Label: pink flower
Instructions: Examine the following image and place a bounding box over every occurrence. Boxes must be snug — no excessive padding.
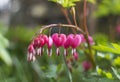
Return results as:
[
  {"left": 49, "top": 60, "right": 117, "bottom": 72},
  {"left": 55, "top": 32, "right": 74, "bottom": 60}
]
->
[
  {"left": 63, "top": 34, "right": 81, "bottom": 56},
  {"left": 82, "top": 61, "right": 92, "bottom": 71},
  {"left": 52, "top": 33, "right": 66, "bottom": 55},
  {"left": 116, "top": 25, "right": 120, "bottom": 34},
  {"left": 79, "top": 34, "right": 94, "bottom": 45},
  {"left": 36, "top": 34, "right": 48, "bottom": 56},
  {"left": 46, "top": 36, "right": 53, "bottom": 56},
  {"left": 27, "top": 44, "right": 36, "bottom": 61},
  {"left": 79, "top": 34, "right": 86, "bottom": 43},
  {"left": 52, "top": 33, "right": 66, "bottom": 47},
  {"left": 70, "top": 34, "right": 81, "bottom": 48},
  {"left": 73, "top": 52, "right": 79, "bottom": 61},
  {"left": 88, "top": 36, "right": 94, "bottom": 45}
]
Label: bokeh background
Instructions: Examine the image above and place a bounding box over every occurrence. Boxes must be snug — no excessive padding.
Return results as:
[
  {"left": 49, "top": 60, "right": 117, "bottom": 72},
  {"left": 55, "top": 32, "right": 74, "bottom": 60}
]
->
[{"left": 0, "top": 0, "right": 120, "bottom": 82}]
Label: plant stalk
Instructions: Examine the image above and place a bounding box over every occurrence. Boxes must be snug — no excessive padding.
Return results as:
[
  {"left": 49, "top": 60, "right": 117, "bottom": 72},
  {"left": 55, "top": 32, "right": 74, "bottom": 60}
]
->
[{"left": 83, "top": 0, "right": 96, "bottom": 68}]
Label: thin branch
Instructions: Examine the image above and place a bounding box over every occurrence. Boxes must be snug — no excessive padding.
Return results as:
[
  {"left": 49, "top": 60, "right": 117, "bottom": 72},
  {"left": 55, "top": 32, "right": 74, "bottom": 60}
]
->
[
  {"left": 60, "top": 7, "right": 76, "bottom": 33},
  {"left": 71, "top": 7, "right": 78, "bottom": 27},
  {"left": 38, "top": 24, "right": 84, "bottom": 34},
  {"left": 83, "top": 0, "right": 96, "bottom": 68},
  {"left": 83, "top": 0, "right": 89, "bottom": 35}
]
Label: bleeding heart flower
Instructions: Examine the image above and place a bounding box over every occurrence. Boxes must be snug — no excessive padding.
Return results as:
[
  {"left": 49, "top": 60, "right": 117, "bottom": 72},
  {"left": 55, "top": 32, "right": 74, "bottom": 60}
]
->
[
  {"left": 88, "top": 36, "right": 94, "bottom": 45},
  {"left": 52, "top": 33, "right": 66, "bottom": 55},
  {"left": 52, "top": 33, "right": 66, "bottom": 47},
  {"left": 79, "top": 34, "right": 86, "bottom": 43},
  {"left": 82, "top": 61, "right": 92, "bottom": 71},
  {"left": 79, "top": 34, "right": 94, "bottom": 45},
  {"left": 46, "top": 36, "right": 53, "bottom": 56},
  {"left": 73, "top": 52, "right": 79, "bottom": 61},
  {"left": 36, "top": 34, "right": 48, "bottom": 56},
  {"left": 27, "top": 44, "right": 36, "bottom": 61},
  {"left": 70, "top": 34, "right": 81, "bottom": 48}
]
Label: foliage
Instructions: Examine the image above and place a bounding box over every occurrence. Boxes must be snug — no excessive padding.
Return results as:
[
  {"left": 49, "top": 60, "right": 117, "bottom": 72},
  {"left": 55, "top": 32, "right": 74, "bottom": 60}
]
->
[
  {"left": 0, "top": 0, "right": 120, "bottom": 82},
  {"left": 49, "top": 0, "right": 96, "bottom": 8},
  {"left": 49, "top": 0, "right": 80, "bottom": 8},
  {"left": 92, "top": 43, "right": 120, "bottom": 54},
  {"left": 94, "top": 0, "right": 120, "bottom": 17},
  {"left": 0, "top": 25, "right": 12, "bottom": 66}
]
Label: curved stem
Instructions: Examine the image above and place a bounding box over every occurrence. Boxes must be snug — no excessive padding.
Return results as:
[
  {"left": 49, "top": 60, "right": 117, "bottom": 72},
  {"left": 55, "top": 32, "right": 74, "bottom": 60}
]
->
[
  {"left": 33, "top": 24, "right": 85, "bottom": 39},
  {"left": 83, "top": 0, "right": 96, "bottom": 68}
]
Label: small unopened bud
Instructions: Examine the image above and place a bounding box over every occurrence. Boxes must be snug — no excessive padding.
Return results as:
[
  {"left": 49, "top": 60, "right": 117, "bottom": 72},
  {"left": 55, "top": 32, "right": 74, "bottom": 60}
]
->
[{"left": 82, "top": 61, "right": 92, "bottom": 71}]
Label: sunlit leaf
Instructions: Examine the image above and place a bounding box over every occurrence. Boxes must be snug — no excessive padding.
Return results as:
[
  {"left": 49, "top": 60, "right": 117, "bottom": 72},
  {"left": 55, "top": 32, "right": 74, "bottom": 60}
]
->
[
  {"left": 111, "top": 43, "right": 120, "bottom": 50},
  {"left": 49, "top": 0, "right": 80, "bottom": 8},
  {"left": 96, "top": 66, "right": 102, "bottom": 75},
  {"left": 113, "top": 57, "right": 120, "bottom": 67},
  {"left": 0, "top": 47, "right": 12, "bottom": 66},
  {"left": 96, "top": 66, "right": 113, "bottom": 79},
  {"left": 0, "top": 33, "right": 9, "bottom": 48},
  {"left": 92, "top": 44, "right": 120, "bottom": 54},
  {"left": 87, "top": 0, "right": 96, "bottom": 4},
  {"left": 105, "top": 72, "right": 113, "bottom": 79}
]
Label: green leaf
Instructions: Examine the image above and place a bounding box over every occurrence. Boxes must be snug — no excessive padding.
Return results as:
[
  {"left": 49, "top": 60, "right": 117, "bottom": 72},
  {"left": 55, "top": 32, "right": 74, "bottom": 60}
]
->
[
  {"left": 0, "top": 33, "right": 9, "bottom": 48},
  {"left": 87, "top": 0, "right": 96, "bottom": 4},
  {"left": 96, "top": 66, "right": 102, "bottom": 75},
  {"left": 113, "top": 57, "right": 120, "bottom": 67},
  {"left": 111, "top": 43, "right": 120, "bottom": 50},
  {"left": 92, "top": 44, "right": 120, "bottom": 54},
  {"left": 105, "top": 72, "right": 113, "bottom": 79},
  {"left": 49, "top": 0, "right": 80, "bottom": 8},
  {"left": 111, "top": 67, "right": 120, "bottom": 80},
  {"left": 45, "top": 65, "right": 57, "bottom": 78},
  {"left": 57, "top": 64, "right": 63, "bottom": 72},
  {"left": 0, "top": 47, "right": 12, "bottom": 66},
  {"left": 96, "top": 66, "right": 113, "bottom": 79}
]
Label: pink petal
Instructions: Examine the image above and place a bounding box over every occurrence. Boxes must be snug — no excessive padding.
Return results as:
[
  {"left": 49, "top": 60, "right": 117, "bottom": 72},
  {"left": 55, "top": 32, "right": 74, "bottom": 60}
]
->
[{"left": 47, "top": 36, "right": 53, "bottom": 48}]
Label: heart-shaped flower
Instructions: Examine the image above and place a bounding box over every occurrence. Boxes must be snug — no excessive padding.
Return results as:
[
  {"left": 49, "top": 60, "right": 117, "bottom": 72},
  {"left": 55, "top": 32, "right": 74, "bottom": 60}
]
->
[
  {"left": 52, "top": 33, "right": 66, "bottom": 47},
  {"left": 52, "top": 33, "right": 66, "bottom": 55},
  {"left": 46, "top": 36, "right": 53, "bottom": 56},
  {"left": 70, "top": 34, "right": 81, "bottom": 48},
  {"left": 79, "top": 34, "right": 94, "bottom": 45},
  {"left": 27, "top": 44, "right": 36, "bottom": 61},
  {"left": 35, "top": 34, "right": 48, "bottom": 56}
]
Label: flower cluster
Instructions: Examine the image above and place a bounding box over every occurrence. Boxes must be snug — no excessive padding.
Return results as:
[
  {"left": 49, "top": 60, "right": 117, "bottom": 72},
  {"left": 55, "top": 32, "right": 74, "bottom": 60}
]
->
[{"left": 27, "top": 33, "right": 94, "bottom": 61}]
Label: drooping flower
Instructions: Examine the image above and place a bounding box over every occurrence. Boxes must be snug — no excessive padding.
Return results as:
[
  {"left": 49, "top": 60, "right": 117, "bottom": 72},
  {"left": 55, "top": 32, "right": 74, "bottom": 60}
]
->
[
  {"left": 63, "top": 34, "right": 73, "bottom": 56},
  {"left": 27, "top": 44, "right": 36, "bottom": 61},
  {"left": 88, "top": 36, "right": 94, "bottom": 45},
  {"left": 46, "top": 36, "right": 53, "bottom": 56},
  {"left": 79, "top": 34, "right": 94, "bottom": 45},
  {"left": 63, "top": 34, "right": 81, "bottom": 56},
  {"left": 73, "top": 52, "right": 79, "bottom": 61},
  {"left": 52, "top": 33, "right": 66, "bottom": 55},
  {"left": 35, "top": 34, "right": 48, "bottom": 56},
  {"left": 70, "top": 34, "right": 81, "bottom": 49},
  {"left": 82, "top": 60, "right": 92, "bottom": 71}
]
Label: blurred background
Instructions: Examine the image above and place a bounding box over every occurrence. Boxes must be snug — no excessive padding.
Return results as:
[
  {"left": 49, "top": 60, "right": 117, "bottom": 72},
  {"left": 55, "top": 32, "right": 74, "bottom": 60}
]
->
[{"left": 0, "top": 0, "right": 120, "bottom": 82}]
